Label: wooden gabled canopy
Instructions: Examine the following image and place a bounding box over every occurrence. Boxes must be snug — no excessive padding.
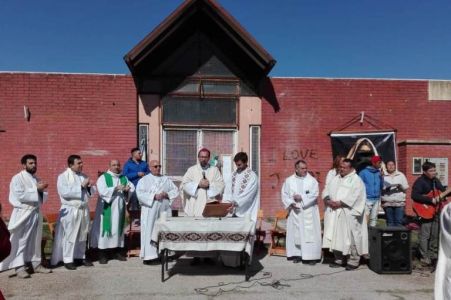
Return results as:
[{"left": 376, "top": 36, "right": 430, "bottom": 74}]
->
[{"left": 124, "top": 0, "right": 276, "bottom": 94}]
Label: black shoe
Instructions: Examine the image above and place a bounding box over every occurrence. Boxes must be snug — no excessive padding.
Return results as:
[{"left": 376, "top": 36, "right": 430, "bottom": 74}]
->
[
  {"left": 303, "top": 260, "right": 317, "bottom": 266},
  {"left": 143, "top": 258, "right": 160, "bottom": 265},
  {"left": 203, "top": 258, "right": 216, "bottom": 265},
  {"left": 190, "top": 257, "right": 201, "bottom": 266},
  {"left": 345, "top": 264, "right": 359, "bottom": 271},
  {"left": 114, "top": 252, "right": 127, "bottom": 262},
  {"left": 99, "top": 256, "right": 108, "bottom": 264},
  {"left": 64, "top": 263, "right": 77, "bottom": 270},
  {"left": 293, "top": 257, "right": 302, "bottom": 264},
  {"left": 82, "top": 259, "right": 94, "bottom": 267},
  {"left": 329, "top": 262, "right": 345, "bottom": 268}
]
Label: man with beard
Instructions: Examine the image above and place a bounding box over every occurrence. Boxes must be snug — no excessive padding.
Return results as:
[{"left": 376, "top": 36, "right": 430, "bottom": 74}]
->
[
  {"left": 51, "top": 155, "right": 94, "bottom": 270},
  {"left": 0, "top": 154, "right": 51, "bottom": 278}
]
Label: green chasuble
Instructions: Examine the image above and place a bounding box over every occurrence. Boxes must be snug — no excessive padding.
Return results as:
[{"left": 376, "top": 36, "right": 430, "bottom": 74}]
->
[{"left": 102, "top": 172, "right": 128, "bottom": 237}]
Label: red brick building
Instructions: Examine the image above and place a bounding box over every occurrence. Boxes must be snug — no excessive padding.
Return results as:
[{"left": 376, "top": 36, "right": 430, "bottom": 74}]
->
[
  {"left": 1, "top": 0, "right": 450, "bottom": 217},
  {"left": 0, "top": 73, "right": 137, "bottom": 215}
]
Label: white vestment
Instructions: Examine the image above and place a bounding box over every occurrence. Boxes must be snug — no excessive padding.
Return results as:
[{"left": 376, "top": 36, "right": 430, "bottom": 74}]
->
[
  {"left": 322, "top": 170, "right": 368, "bottom": 256},
  {"left": 181, "top": 164, "right": 224, "bottom": 217},
  {"left": 137, "top": 173, "right": 179, "bottom": 260},
  {"left": 90, "top": 171, "right": 135, "bottom": 250},
  {"left": 51, "top": 169, "right": 93, "bottom": 265},
  {"left": 221, "top": 167, "right": 259, "bottom": 267},
  {"left": 435, "top": 202, "right": 451, "bottom": 300},
  {"left": 281, "top": 173, "right": 322, "bottom": 260},
  {"left": 322, "top": 169, "right": 338, "bottom": 200},
  {"left": 0, "top": 171, "right": 47, "bottom": 271}
]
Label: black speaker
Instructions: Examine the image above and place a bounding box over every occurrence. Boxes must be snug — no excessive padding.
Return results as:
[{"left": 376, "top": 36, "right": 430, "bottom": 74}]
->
[{"left": 368, "top": 226, "right": 412, "bottom": 274}]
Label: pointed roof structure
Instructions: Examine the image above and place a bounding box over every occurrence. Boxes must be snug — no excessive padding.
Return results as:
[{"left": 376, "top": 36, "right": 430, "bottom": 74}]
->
[{"left": 124, "top": 0, "right": 276, "bottom": 93}]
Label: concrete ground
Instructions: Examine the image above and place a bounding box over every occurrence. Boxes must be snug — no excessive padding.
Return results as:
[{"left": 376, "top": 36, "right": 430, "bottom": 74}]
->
[{"left": 0, "top": 252, "right": 435, "bottom": 300}]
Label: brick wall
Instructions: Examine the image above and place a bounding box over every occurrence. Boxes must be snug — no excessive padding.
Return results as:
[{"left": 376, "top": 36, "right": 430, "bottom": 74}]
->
[
  {"left": 261, "top": 78, "right": 451, "bottom": 217},
  {"left": 0, "top": 73, "right": 137, "bottom": 218}
]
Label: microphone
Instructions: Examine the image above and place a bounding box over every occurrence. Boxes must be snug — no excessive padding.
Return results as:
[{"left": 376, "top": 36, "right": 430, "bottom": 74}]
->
[{"left": 202, "top": 171, "right": 206, "bottom": 180}]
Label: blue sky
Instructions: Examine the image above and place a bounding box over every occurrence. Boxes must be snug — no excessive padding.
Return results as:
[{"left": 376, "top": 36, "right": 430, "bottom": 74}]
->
[{"left": 1, "top": 0, "right": 451, "bottom": 79}]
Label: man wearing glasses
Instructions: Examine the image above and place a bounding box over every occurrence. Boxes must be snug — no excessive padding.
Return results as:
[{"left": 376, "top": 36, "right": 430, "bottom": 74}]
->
[{"left": 136, "top": 160, "right": 179, "bottom": 265}]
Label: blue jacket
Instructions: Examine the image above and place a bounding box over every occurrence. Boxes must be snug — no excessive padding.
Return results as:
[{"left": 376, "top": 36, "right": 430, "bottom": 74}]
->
[
  {"left": 358, "top": 166, "right": 383, "bottom": 199},
  {"left": 122, "top": 158, "right": 150, "bottom": 186}
]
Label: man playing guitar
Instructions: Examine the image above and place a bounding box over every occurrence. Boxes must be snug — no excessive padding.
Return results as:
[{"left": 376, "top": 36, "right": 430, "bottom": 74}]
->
[{"left": 412, "top": 161, "right": 448, "bottom": 266}]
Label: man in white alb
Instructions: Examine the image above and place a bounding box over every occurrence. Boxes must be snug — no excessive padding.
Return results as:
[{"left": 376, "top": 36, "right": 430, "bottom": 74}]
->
[
  {"left": 221, "top": 152, "right": 259, "bottom": 267},
  {"left": 51, "top": 155, "right": 95, "bottom": 270},
  {"left": 322, "top": 159, "right": 368, "bottom": 271},
  {"left": 0, "top": 154, "right": 51, "bottom": 278},
  {"left": 181, "top": 148, "right": 224, "bottom": 217},
  {"left": 90, "top": 160, "right": 134, "bottom": 264},
  {"left": 281, "top": 160, "right": 321, "bottom": 264},
  {"left": 137, "top": 160, "right": 179, "bottom": 265}
]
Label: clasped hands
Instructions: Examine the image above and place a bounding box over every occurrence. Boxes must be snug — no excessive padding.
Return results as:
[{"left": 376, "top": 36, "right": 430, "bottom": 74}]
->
[
  {"left": 81, "top": 178, "right": 94, "bottom": 189},
  {"left": 290, "top": 194, "right": 302, "bottom": 211},
  {"left": 154, "top": 192, "right": 168, "bottom": 201},
  {"left": 327, "top": 199, "right": 342, "bottom": 209},
  {"left": 115, "top": 184, "right": 130, "bottom": 193},
  {"left": 198, "top": 178, "right": 210, "bottom": 189}
]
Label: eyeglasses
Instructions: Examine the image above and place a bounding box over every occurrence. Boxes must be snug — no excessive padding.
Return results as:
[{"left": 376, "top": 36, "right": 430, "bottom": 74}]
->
[{"left": 151, "top": 165, "right": 162, "bottom": 168}]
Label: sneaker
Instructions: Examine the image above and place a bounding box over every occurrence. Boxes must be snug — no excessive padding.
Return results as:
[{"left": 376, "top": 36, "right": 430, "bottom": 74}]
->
[
  {"left": 16, "top": 269, "right": 31, "bottom": 279},
  {"left": 33, "top": 265, "right": 52, "bottom": 274},
  {"left": 64, "top": 263, "right": 77, "bottom": 270}
]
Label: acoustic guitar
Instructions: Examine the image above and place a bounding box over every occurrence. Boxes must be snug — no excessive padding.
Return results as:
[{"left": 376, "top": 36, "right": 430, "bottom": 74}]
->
[{"left": 412, "top": 187, "right": 451, "bottom": 219}]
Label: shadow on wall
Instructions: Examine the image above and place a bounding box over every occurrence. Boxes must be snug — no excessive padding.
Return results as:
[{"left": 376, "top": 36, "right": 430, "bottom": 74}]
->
[{"left": 259, "top": 77, "right": 280, "bottom": 113}]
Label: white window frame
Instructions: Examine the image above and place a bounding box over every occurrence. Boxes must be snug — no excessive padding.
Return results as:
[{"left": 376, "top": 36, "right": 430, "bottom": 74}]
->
[{"left": 162, "top": 128, "right": 237, "bottom": 180}]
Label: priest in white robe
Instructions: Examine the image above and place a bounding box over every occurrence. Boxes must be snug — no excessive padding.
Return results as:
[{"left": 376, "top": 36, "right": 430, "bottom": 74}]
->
[
  {"left": 90, "top": 160, "right": 134, "bottom": 264},
  {"left": 51, "top": 155, "right": 95, "bottom": 270},
  {"left": 137, "top": 160, "right": 179, "bottom": 265},
  {"left": 0, "top": 154, "right": 51, "bottom": 278},
  {"left": 322, "top": 158, "right": 368, "bottom": 271},
  {"left": 435, "top": 202, "right": 451, "bottom": 300},
  {"left": 221, "top": 152, "right": 259, "bottom": 267},
  {"left": 181, "top": 148, "right": 224, "bottom": 217},
  {"left": 281, "top": 160, "right": 321, "bottom": 264}
]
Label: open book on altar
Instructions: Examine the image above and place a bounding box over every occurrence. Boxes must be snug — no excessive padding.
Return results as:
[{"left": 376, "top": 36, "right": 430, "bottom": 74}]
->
[{"left": 202, "top": 201, "right": 233, "bottom": 218}]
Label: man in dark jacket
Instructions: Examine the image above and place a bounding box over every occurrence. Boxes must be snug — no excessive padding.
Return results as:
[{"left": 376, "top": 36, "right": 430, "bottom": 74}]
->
[
  {"left": 359, "top": 155, "right": 384, "bottom": 227},
  {"left": 412, "top": 161, "right": 445, "bottom": 266},
  {"left": 123, "top": 147, "right": 150, "bottom": 211}
]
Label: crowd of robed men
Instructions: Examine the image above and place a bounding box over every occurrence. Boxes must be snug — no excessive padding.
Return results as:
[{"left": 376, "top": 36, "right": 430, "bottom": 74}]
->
[{"left": 0, "top": 148, "right": 450, "bottom": 298}]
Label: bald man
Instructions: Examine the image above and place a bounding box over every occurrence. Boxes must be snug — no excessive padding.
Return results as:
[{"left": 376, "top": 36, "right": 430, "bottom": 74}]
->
[
  {"left": 136, "top": 160, "right": 179, "bottom": 265},
  {"left": 90, "top": 160, "right": 135, "bottom": 264}
]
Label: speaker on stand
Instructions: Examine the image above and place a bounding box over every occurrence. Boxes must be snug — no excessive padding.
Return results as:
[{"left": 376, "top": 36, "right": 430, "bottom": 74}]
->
[{"left": 368, "top": 226, "right": 412, "bottom": 274}]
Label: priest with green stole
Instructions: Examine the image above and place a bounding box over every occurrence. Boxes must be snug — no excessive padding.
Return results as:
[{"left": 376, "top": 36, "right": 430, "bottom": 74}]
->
[{"left": 90, "top": 160, "right": 134, "bottom": 264}]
